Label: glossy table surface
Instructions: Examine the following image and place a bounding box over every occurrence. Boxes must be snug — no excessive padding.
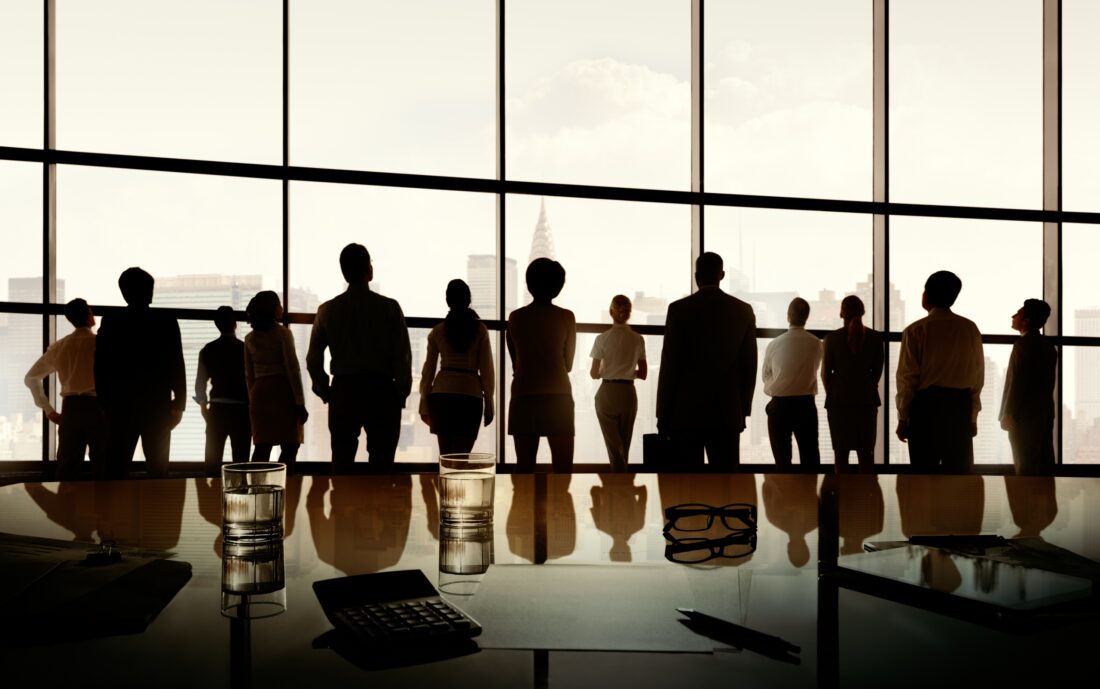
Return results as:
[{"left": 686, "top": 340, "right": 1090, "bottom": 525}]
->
[{"left": 1, "top": 473, "right": 1098, "bottom": 689}]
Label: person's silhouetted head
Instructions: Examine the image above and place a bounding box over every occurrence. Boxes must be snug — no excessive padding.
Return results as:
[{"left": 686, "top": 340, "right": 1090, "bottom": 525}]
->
[
  {"left": 526, "top": 258, "right": 566, "bottom": 302},
  {"left": 63, "top": 298, "right": 93, "bottom": 328},
  {"left": 694, "top": 252, "right": 725, "bottom": 288},
  {"left": 1016, "top": 298, "right": 1051, "bottom": 333},
  {"left": 339, "top": 243, "right": 373, "bottom": 285},
  {"left": 444, "top": 279, "right": 479, "bottom": 352},
  {"left": 445, "top": 279, "right": 472, "bottom": 310},
  {"left": 118, "top": 267, "right": 154, "bottom": 307},
  {"left": 787, "top": 298, "right": 810, "bottom": 327},
  {"left": 609, "top": 295, "right": 631, "bottom": 324},
  {"left": 923, "top": 271, "right": 962, "bottom": 309},
  {"left": 214, "top": 305, "right": 237, "bottom": 335},
  {"left": 246, "top": 291, "right": 282, "bottom": 332},
  {"left": 840, "top": 295, "right": 867, "bottom": 352}
]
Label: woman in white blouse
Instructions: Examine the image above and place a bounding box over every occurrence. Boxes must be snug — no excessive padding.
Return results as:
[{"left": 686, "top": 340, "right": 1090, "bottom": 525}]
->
[
  {"left": 420, "top": 280, "right": 496, "bottom": 455},
  {"left": 589, "top": 295, "right": 647, "bottom": 471}
]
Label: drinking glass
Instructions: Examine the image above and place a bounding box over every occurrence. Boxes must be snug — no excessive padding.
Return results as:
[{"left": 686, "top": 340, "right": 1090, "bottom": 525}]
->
[
  {"left": 222, "top": 462, "right": 286, "bottom": 543},
  {"left": 439, "top": 452, "right": 496, "bottom": 527}
]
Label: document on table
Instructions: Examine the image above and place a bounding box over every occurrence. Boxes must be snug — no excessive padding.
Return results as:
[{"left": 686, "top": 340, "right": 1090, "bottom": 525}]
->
[{"left": 458, "top": 564, "right": 715, "bottom": 653}]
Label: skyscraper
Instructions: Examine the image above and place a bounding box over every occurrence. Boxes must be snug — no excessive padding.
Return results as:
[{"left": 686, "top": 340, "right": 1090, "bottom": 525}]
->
[{"left": 467, "top": 254, "right": 517, "bottom": 321}]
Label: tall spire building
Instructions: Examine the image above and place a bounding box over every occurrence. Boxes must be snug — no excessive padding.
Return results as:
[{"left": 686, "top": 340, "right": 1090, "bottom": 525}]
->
[{"left": 529, "top": 198, "right": 557, "bottom": 263}]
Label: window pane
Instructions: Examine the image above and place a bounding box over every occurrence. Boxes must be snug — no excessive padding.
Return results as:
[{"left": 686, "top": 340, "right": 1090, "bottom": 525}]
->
[
  {"left": 1065, "top": 345, "right": 1100, "bottom": 465},
  {"left": 0, "top": 314, "right": 43, "bottom": 461},
  {"left": 504, "top": 196, "right": 690, "bottom": 323},
  {"left": 887, "top": 342, "right": 1014, "bottom": 466},
  {"left": 705, "top": 208, "right": 872, "bottom": 329},
  {"left": 890, "top": 0, "right": 1041, "bottom": 208},
  {"left": 1063, "top": 0, "right": 1100, "bottom": 211},
  {"left": 0, "top": 0, "right": 42, "bottom": 147},
  {"left": 888, "top": 217, "right": 1041, "bottom": 334},
  {"left": 1063, "top": 224, "right": 1100, "bottom": 336},
  {"left": 290, "top": 183, "right": 497, "bottom": 320},
  {"left": 705, "top": 0, "right": 872, "bottom": 200},
  {"left": 506, "top": 0, "right": 691, "bottom": 190},
  {"left": 56, "top": 166, "right": 281, "bottom": 307},
  {"left": 0, "top": 161, "right": 42, "bottom": 303},
  {"left": 291, "top": 0, "right": 495, "bottom": 178},
  {"left": 291, "top": 324, "right": 501, "bottom": 464},
  {"left": 57, "top": 0, "right": 281, "bottom": 162}
]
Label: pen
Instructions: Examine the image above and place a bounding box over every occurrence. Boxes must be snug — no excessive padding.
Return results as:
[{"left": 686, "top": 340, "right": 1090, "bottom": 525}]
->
[{"left": 676, "top": 608, "right": 801, "bottom": 653}]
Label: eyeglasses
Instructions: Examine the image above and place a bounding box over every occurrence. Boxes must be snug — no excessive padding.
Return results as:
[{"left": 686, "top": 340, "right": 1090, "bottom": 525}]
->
[
  {"left": 663, "top": 503, "right": 757, "bottom": 534},
  {"left": 664, "top": 532, "right": 758, "bottom": 564}
]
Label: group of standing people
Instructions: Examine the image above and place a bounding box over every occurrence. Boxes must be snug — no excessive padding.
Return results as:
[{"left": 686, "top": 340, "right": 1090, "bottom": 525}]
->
[{"left": 24, "top": 245, "right": 1057, "bottom": 478}]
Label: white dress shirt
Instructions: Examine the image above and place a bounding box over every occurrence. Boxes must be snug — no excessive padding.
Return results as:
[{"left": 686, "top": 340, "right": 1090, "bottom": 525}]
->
[
  {"left": 24, "top": 327, "right": 97, "bottom": 415},
  {"left": 895, "top": 307, "right": 985, "bottom": 423},
  {"left": 762, "top": 326, "right": 822, "bottom": 397},
  {"left": 590, "top": 324, "right": 646, "bottom": 380}
]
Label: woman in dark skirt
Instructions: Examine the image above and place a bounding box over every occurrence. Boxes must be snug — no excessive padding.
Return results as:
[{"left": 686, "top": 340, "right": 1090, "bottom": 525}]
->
[
  {"left": 419, "top": 279, "right": 495, "bottom": 455},
  {"left": 506, "top": 258, "right": 576, "bottom": 472},
  {"left": 245, "top": 290, "right": 308, "bottom": 462},
  {"left": 821, "top": 295, "right": 884, "bottom": 473}
]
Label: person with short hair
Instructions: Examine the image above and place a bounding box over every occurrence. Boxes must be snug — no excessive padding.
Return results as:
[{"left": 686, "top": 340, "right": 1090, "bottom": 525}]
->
[
  {"left": 656, "top": 252, "right": 758, "bottom": 468},
  {"left": 589, "top": 294, "right": 647, "bottom": 471},
  {"left": 821, "top": 295, "right": 884, "bottom": 472},
  {"left": 999, "top": 298, "right": 1057, "bottom": 475},
  {"left": 762, "top": 297, "right": 823, "bottom": 467},
  {"left": 506, "top": 258, "right": 577, "bottom": 472},
  {"left": 307, "top": 243, "right": 412, "bottom": 471},
  {"left": 419, "top": 279, "right": 496, "bottom": 455},
  {"left": 94, "top": 267, "right": 186, "bottom": 477},
  {"left": 895, "top": 270, "right": 984, "bottom": 472},
  {"left": 195, "top": 305, "right": 251, "bottom": 475},
  {"left": 24, "top": 298, "right": 106, "bottom": 479},
  {"left": 245, "top": 291, "right": 307, "bottom": 463}
]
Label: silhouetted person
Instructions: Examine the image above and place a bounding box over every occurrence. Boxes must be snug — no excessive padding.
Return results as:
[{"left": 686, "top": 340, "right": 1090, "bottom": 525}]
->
[
  {"left": 999, "top": 299, "right": 1057, "bottom": 476},
  {"left": 24, "top": 298, "right": 106, "bottom": 480},
  {"left": 763, "top": 298, "right": 822, "bottom": 467},
  {"left": 657, "top": 252, "right": 757, "bottom": 468},
  {"left": 195, "top": 306, "right": 251, "bottom": 475},
  {"left": 94, "top": 267, "right": 185, "bottom": 477},
  {"left": 589, "top": 294, "right": 647, "bottom": 471},
  {"left": 896, "top": 271, "right": 984, "bottom": 472},
  {"left": 307, "top": 244, "right": 411, "bottom": 471},
  {"left": 419, "top": 279, "right": 495, "bottom": 455},
  {"left": 506, "top": 258, "right": 576, "bottom": 472},
  {"left": 822, "top": 295, "right": 884, "bottom": 473},
  {"left": 245, "top": 291, "right": 307, "bottom": 463}
]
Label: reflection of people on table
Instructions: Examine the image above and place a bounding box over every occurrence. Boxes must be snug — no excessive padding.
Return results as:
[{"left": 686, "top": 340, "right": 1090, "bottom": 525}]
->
[
  {"left": 835, "top": 475, "right": 884, "bottom": 555},
  {"left": 24, "top": 480, "right": 185, "bottom": 551},
  {"left": 590, "top": 474, "right": 648, "bottom": 562},
  {"left": 420, "top": 474, "right": 441, "bottom": 542},
  {"left": 762, "top": 475, "right": 819, "bottom": 567},
  {"left": 658, "top": 473, "right": 758, "bottom": 566},
  {"left": 307, "top": 475, "right": 412, "bottom": 574},
  {"left": 505, "top": 475, "right": 577, "bottom": 563},
  {"left": 1004, "top": 476, "right": 1057, "bottom": 539},
  {"left": 895, "top": 475, "right": 985, "bottom": 538}
]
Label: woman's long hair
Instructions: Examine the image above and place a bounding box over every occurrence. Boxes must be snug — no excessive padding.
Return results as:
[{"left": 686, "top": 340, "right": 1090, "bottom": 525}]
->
[
  {"left": 246, "top": 290, "right": 280, "bottom": 332},
  {"left": 443, "top": 279, "right": 479, "bottom": 353},
  {"left": 841, "top": 295, "right": 866, "bottom": 352}
]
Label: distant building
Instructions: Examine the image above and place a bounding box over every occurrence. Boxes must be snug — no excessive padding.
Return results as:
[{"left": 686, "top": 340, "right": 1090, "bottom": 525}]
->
[{"left": 467, "top": 254, "right": 517, "bottom": 321}]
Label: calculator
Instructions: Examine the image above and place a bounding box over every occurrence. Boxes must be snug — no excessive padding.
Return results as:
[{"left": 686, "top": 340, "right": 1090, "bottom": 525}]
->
[{"left": 313, "top": 569, "right": 482, "bottom": 650}]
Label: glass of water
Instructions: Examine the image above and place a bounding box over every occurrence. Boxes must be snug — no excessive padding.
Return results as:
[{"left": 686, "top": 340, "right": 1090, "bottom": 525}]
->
[
  {"left": 222, "top": 462, "right": 286, "bottom": 543},
  {"left": 439, "top": 452, "right": 496, "bottom": 527},
  {"left": 221, "top": 540, "right": 286, "bottom": 619}
]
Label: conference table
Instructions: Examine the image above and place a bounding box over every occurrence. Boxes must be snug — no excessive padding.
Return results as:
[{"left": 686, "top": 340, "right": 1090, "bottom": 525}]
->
[{"left": 1, "top": 472, "right": 1098, "bottom": 688}]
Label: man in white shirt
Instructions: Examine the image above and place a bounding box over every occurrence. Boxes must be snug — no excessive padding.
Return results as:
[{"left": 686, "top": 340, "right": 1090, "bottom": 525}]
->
[
  {"left": 762, "top": 298, "right": 823, "bottom": 466},
  {"left": 24, "top": 298, "right": 106, "bottom": 479},
  {"left": 895, "top": 270, "right": 984, "bottom": 472}
]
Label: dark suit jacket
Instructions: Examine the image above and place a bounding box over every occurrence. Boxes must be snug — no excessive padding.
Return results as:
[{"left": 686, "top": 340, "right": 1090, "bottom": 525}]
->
[
  {"left": 999, "top": 330, "right": 1057, "bottom": 426},
  {"left": 821, "top": 328, "right": 885, "bottom": 408},
  {"left": 656, "top": 286, "right": 757, "bottom": 432},
  {"left": 94, "top": 306, "right": 186, "bottom": 412}
]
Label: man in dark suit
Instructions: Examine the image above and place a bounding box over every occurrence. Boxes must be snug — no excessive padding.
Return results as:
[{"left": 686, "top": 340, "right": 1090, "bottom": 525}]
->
[
  {"left": 195, "top": 305, "right": 251, "bottom": 476},
  {"left": 94, "top": 267, "right": 186, "bottom": 477},
  {"left": 656, "top": 252, "right": 758, "bottom": 468},
  {"left": 999, "top": 299, "right": 1057, "bottom": 475}
]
